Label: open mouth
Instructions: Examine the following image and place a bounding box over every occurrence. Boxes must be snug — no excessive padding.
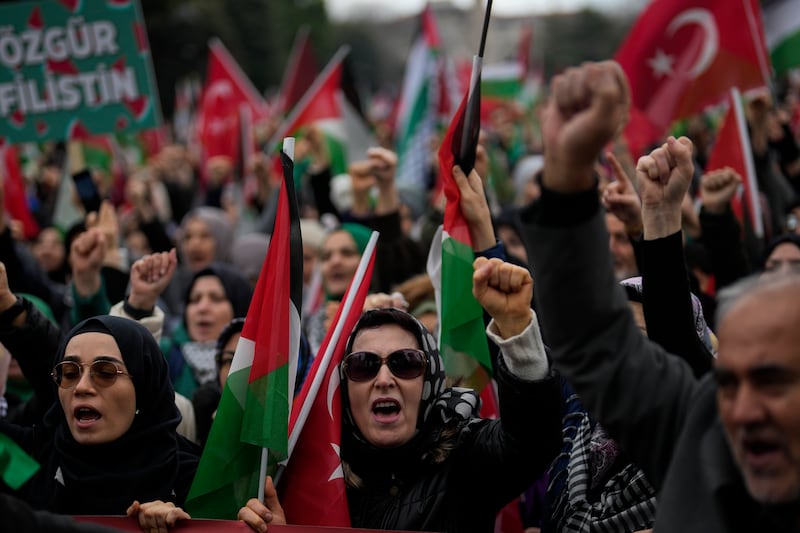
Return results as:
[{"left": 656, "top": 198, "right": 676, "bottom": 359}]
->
[
  {"left": 743, "top": 439, "right": 781, "bottom": 455},
  {"left": 372, "top": 399, "right": 401, "bottom": 422},
  {"left": 741, "top": 437, "right": 783, "bottom": 470},
  {"left": 74, "top": 407, "right": 101, "bottom": 426},
  {"left": 192, "top": 320, "right": 216, "bottom": 333},
  {"left": 328, "top": 273, "right": 349, "bottom": 284}
]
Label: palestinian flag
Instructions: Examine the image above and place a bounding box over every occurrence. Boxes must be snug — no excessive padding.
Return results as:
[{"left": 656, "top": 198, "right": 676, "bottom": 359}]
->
[
  {"left": 0, "top": 433, "right": 39, "bottom": 490},
  {"left": 762, "top": 0, "right": 800, "bottom": 76},
  {"left": 185, "top": 139, "right": 303, "bottom": 519},
  {"left": 394, "top": 5, "right": 442, "bottom": 215},
  {"left": 427, "top": 60, "right": 492, "bottom": 394},
  {"left": 269, "top": 46, "right": 373, "bottom": 177}
]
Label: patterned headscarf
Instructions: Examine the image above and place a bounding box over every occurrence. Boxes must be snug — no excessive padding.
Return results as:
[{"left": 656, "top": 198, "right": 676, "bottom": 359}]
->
[
  {"left": 340, "top": 308, "right": 480, "bottom": 450},
  {"left": 620, "top": 276, "right": 715, "bottom": 354}
]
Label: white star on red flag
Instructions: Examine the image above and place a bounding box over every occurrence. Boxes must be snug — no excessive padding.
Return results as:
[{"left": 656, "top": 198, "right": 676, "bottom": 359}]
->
[
  {"left": 647, "top": 48, "right": 674, "bottom": 78},
  {"left": 328, "top": 443, "right": 344, "bottom": 481}
]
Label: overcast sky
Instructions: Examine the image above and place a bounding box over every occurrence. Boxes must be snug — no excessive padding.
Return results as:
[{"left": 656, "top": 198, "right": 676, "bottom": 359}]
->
[{"left": 324, "top": 0, "right": 643, "bottom": 21}]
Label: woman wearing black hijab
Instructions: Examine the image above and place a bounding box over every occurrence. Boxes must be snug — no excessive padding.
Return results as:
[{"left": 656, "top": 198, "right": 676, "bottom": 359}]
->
[
  {"left": 0, "top": 315, "right": 199, "bottom": 518},
  {"left": 762, "top": 233, "right": 800, "bottom": 276}
]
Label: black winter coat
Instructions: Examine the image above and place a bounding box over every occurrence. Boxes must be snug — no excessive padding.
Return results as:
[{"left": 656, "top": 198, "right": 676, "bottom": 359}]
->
[{"left": 344, "top": 357, "right": 562, "bottom": 533}]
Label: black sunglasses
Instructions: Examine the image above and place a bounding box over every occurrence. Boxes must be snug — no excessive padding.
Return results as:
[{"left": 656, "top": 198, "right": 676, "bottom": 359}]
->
[
  {"left": 342, "top": 349, "right": 427, "bottom": 382},
  {"left": 51, "top": 360, "right": 132, "bottom": 389}
]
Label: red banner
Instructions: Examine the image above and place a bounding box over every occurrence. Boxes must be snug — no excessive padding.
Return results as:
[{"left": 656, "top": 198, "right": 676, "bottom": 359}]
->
[{"left": 74, "top": 516, "right": 402, "bottom": 533}]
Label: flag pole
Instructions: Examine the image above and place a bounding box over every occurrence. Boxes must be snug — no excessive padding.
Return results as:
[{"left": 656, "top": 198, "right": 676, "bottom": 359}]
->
[
  {"left": 730, "top": 87, "right": 765, "bottom": 239},
  {"left": 458, "top": 0, "right": 493, "bottom": 173},
  {"left": 478, "top": 0, "right": 493, "bottom": 59},
  {"left": 274, "top": 229, "right": 379, "bottom": 488},
  {"left": 287, "top": 231, "right": 379, "bottom": 458},
  {"left": 257, "top": 137, "right": 297, "bottom": 503}
]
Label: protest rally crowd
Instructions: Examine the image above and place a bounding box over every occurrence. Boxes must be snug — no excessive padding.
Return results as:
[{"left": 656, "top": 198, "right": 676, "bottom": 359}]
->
[{"left": 2, "top": 1, "right": 800, "bottom": 532}]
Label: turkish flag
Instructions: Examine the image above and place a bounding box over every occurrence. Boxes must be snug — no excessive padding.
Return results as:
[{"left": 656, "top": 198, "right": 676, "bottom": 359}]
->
[
  {"left": 197, "top": 81, "right": 239, "bottom": 164},
  {"left": 616, "top": 0, "right": 770, "bottom": 133},
  {"left": 280, "top": 234, "right": 377, "bottom": 527},
  {"left": 1, "top": 146, "right": 39, "bottom": 240},
  {"left": 623, "top": 106, "right": 664, "bottom": 160},
  {"left": 198, "top": 38, "right": 270, "bottom": 168}
]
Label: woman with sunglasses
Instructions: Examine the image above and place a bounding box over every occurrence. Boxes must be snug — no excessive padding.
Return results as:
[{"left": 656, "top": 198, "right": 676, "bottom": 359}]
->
[
  {"left": 0, "top": 314, "right": 199, "bottom": 531},
  {"left": 240, "top": 256, "right": 562, "bottom": 532}
]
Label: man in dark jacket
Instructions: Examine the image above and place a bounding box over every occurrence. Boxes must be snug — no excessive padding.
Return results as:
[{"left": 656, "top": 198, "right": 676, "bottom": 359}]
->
[{"left": 521, "top": 60, "right": 800, "bottom": 532}]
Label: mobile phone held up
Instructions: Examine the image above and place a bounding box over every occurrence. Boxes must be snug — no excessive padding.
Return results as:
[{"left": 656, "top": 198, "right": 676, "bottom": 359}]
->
[{"left": 72, "top": 169, "right": 102, "bottom": 214}]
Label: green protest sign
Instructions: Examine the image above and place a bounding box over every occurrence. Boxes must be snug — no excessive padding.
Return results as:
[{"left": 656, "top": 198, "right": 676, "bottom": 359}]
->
[{"left": 0, "top": 0, "right": 161, "bottom": 144}]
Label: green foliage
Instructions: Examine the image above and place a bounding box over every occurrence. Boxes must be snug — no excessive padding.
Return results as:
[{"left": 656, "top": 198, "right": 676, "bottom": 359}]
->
[
  {"left": 539, "top": 9, "right": 633, "bottom": 77},
  {"left": 142, "top": 0, "right": 335, "bottom": 117}
]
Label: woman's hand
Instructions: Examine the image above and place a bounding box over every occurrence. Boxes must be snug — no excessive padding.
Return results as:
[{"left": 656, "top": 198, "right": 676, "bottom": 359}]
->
[
  {"left": 453, "top": 165, "right": 496, "bottom": 252},
  {"left": 127, "top": 500, "right": 190, "bottom": 533},
  {"left": 472, "top": 257, "right": 533, "bottom": 339},
  {"left": 368, "top": 147, "right": 399, "bottom": 215},
  {"left": 363, "top": 292, "right": 409, "bottom": 312},
  {"left": 238, "top": 476, "right": 286, "bottom": 532},
  {"left": 636, "top": 136, "right": 694, "bottom": 240},
  {"left": 86, "top": 200, "right": 123, "bottom": 270},
  {"left": 70, "top": 228, "right": 107, "bottom": 297},
  {"left": 128, "top": 249, "right": 178, "bottom": 311},
  {"left": 0, "top": 262, "right": 16, "bottom": 312}
]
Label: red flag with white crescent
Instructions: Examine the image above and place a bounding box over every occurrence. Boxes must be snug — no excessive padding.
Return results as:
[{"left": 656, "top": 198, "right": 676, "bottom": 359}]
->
[
  {"left": 280, "top": 233, "right": 379, "bottom": 527},
  {"left": 617, "top": 0, "right": 770, "bottom": 134}
]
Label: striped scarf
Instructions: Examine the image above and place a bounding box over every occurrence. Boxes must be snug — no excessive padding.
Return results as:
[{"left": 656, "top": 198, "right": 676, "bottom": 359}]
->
[{"left": 544, "top": 380, "right": 656, "bottom": 533}]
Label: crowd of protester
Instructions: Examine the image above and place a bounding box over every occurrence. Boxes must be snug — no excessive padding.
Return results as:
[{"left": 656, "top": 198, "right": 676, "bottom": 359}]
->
[{"left": 0, "top": 51, "right": 799, "bottom": 533}]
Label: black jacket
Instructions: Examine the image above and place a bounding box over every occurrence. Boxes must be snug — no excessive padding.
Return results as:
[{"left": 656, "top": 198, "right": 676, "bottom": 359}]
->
[
  {"left": 0, "top": 297, "right": 62, "bottom": 425},
  {"left": 521, "top": 188, "right": 796, "bottom": 532},
  {"left": 346, "top": 357, "right": 562, "bottom": 532}
]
